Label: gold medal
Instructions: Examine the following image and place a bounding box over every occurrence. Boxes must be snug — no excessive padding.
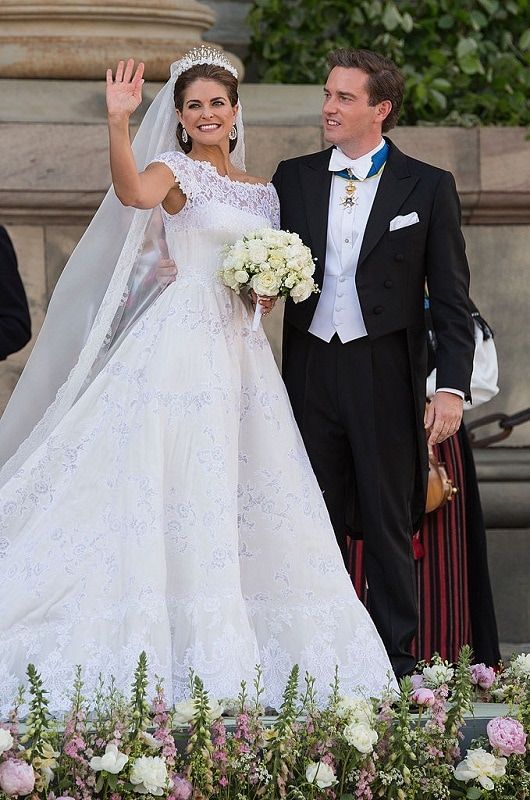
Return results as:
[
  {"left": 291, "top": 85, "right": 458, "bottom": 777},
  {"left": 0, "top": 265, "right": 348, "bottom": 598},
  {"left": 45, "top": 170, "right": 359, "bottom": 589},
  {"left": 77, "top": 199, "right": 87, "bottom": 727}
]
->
[{"left": 339, "top": 169, "right": 358, "bottom": 212}]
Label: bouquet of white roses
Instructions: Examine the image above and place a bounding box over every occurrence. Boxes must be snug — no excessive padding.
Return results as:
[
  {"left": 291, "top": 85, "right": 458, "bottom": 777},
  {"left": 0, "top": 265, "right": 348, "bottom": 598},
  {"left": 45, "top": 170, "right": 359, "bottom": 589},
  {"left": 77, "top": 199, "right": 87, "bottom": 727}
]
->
[{"left": 220, "top": 227, "right": 318, "bottom": 330}]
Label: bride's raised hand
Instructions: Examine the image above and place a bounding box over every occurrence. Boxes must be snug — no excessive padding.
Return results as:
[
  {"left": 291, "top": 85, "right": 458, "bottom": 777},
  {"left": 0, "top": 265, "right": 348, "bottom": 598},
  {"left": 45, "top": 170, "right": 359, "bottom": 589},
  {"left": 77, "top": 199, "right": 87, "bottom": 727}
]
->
[{"left": 106, "top": 59, "right": 145, "bottom": 118}]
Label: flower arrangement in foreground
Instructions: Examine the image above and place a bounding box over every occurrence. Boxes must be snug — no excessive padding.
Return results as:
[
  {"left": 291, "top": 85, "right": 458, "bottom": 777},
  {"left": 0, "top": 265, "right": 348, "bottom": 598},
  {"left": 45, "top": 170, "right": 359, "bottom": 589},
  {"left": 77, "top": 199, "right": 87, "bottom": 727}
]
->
[
  {"left": 220, "top": 227, "right": 318, "bottom": 329},
  {"left": 0, "top": 647, "right": 529, "bottom": 800}
]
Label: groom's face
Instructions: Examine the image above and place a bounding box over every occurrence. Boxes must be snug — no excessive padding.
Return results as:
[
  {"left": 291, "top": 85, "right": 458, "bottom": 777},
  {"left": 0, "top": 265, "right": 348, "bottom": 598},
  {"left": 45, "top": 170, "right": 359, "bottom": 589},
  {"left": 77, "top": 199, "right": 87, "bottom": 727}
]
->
[{"left": 322, "top": 67, "right": 383, "bottom": 147}]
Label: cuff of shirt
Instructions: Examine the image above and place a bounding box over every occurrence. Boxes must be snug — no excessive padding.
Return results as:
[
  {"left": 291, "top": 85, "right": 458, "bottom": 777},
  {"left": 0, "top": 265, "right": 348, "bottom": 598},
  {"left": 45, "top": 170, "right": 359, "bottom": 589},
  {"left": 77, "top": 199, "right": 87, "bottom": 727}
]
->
[{"left": 435, "top": 387, "right": 465, "bottom": 400}]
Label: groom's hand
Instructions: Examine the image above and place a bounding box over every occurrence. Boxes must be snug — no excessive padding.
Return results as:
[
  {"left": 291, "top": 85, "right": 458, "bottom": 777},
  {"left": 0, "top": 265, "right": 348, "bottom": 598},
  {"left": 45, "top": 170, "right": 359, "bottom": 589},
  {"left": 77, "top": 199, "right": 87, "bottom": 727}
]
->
[
  {"left": 424, "top": 391, "right": 464, "bottom": 445},
  {"left": 155, "top": 239, "right": 177, "bottom": 287}
]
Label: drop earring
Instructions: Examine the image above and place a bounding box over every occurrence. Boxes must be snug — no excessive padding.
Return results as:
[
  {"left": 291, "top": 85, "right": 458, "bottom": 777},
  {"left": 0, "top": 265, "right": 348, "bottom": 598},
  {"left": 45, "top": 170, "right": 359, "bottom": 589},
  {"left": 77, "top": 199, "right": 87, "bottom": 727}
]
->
[
  {"left": 229, "top": 124, "right": 237, "bottom": 141},
  {"left": 181, "top": 127, "right": 188, "bottom": 144}
]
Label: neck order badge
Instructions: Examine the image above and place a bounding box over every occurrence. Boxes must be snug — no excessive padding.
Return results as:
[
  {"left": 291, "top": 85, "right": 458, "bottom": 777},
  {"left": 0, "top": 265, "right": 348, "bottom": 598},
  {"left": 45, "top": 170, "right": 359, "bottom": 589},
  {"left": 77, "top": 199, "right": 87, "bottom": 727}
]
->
[{"left": 335, "top": 141, "right": 389, "bottom": 212}]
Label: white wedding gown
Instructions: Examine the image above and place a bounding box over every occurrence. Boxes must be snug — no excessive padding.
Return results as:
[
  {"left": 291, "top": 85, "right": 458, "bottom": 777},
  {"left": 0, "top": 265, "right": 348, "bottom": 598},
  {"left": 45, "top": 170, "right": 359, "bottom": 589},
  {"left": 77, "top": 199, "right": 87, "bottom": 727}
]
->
[{"left": 0, "top": 153, "right": 395, "bottom": 716}]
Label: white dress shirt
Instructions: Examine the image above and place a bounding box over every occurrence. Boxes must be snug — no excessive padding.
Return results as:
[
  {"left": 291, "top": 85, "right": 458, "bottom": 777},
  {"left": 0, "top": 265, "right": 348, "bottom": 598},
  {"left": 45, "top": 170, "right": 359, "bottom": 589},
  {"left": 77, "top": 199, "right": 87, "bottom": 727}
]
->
[{"left": 309, "top": 140, "right": 386, "bottom": 343}]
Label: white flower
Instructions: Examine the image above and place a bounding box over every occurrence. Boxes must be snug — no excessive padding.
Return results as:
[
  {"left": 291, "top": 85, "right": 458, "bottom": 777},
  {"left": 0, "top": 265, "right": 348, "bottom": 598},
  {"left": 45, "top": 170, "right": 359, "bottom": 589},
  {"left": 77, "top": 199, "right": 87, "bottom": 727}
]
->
[
  {"left": 173, "top": 697, "right": 224, "bottom": 725},
  {"left": 454, "top": 747, "right": 507, "bottom": 790},
  {"left": 510, "top": 653, "right": 530, "bottom": 679},
  {"left": 290, "top": 279, "right": 314, "bottom": 303},
  {"left": 0, "top": 728, "right": 14, "bottom": 756},
  {"left": 305, "top": 760, "right": 337, "bottom": 788},
  {"left": 221, "top": 269, "right": 241, "bottom": 293},
  {"left": 89, "top": 743, "right": 128, "bottom": 774},
  {"left": 422, "top": 663, "right": 454, "bottom": 687},
  {"left": 251, "top": 271, "right": 281, "bottom": 297},
  {"left": 343, "top": 722, "right": 378, "bottom": 753},
  {"left": 130, "top": 755, "right": 171, "bottom": 796},
  {"left": 246, "top": 240, "right": 269, "bottom": 264},
  {"left": 139, "top": 731, "right": 163, "bottom": 750},
  {"left": 234, "top": 269, "right": 250, "bottom": 284},
  {"left": 336, "top": 697, "right": 375, "bottom": 725}
]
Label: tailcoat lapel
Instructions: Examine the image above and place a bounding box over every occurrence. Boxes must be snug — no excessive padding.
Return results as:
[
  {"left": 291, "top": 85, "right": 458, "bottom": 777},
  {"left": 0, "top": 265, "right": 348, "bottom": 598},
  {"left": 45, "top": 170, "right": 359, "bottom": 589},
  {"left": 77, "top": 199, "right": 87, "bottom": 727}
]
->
[
  {"left": 299, "top": 148, "right": 333, "bottom": 284},
  {"left": 358, "top": 140, "right": 419, "bottom": 269}
]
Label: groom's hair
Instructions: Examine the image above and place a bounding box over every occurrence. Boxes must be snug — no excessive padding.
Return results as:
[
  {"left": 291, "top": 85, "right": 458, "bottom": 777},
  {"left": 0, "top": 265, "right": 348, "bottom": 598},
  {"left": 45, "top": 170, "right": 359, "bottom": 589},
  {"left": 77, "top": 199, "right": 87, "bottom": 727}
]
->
[{"left": 327, "top": 49, "right": 404, "bottom": 132}]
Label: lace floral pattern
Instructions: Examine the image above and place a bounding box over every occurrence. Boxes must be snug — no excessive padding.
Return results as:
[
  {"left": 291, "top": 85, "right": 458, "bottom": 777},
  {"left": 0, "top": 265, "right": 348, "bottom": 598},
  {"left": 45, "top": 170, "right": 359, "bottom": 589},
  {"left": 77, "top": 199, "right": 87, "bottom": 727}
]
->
[{"left": 0, "top": 161, "right": 395, "bottom": 717}]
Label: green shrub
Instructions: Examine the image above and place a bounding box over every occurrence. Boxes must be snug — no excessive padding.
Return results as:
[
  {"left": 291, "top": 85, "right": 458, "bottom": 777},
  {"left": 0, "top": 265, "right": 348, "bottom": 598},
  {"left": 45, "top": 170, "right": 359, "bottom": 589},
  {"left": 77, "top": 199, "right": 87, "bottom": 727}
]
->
[{"left": 247, "top": 0, "right": 530, "bottom": 125}]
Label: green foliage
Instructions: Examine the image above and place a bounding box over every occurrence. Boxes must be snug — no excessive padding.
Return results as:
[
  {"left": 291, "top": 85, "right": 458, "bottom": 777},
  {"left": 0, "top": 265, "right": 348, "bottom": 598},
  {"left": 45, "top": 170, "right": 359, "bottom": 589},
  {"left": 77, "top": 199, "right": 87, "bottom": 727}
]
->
[{"left": 247, "top": 0, "right": 530, "bottom": 125}]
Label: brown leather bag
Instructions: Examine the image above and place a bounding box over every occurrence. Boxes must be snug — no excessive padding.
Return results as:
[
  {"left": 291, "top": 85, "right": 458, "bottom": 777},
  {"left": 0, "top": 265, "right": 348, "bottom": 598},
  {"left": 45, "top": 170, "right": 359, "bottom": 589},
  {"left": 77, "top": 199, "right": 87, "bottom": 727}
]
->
[{"left": 425, "top": 442, "right": 458, "bottom": 513}]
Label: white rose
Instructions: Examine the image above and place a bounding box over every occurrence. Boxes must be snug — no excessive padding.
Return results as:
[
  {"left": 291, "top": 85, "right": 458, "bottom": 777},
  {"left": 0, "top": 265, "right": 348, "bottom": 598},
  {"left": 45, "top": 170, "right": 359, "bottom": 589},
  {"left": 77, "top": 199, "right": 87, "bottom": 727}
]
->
[
  {"left": 0, "top": 729, "right": 14, "bottom": 756},
  {"left": 305, "top": 760, "right": 337, "bottom": 788},
  {"left": 343, "top": 721, "right": 378, "bottom": 753},
  {"left": 300, "top": 262, "right": 315, "bottom": 278},
  {"left": 422, "top": 663, "right": 454, "bottom": 687},
  {"left": 89, "top": 743, "right": 129, "bottom": 774},
  {"left": 454, "top": 747, "right": 507, "bottom": 790},
  {"left": 233, "top": 269, "right": 250, "bottom": 284},
  {"left": 290, "top": 279, "right": 314, "bottom": 303},
  {"left": 510, "top": 653, "right": 530, "bottom": 678},
  {"left": 221, "top": 269, "right": 240, "bottom": 293},
  {"left": 130, "top": 755, "right": 171, "bottom": 796},
  {"left": 173, "top": 697, "right": 224, "bottom": 725},
  {"left": 251, "top": 271, "right": 281, "bottom": 297},
  {"left": 247, "top": 241, "right": 268, "bottom": 264}
]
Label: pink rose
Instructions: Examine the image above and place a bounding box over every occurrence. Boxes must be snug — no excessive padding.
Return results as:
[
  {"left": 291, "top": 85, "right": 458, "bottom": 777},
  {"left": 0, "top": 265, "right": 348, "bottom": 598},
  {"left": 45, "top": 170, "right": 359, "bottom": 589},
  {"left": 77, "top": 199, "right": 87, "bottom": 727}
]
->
[
  {"left": 0, "top": 759, "right": 36, "bottom": 796},
  {"left": 411, "top": 688, "right": 436, "bottom": 707},
  {"left": 171, "top": 776, "right": 193, "bottom": 800},
  {"left": 410, "top": 674, "right": 425, "bottom": 690},
  {"left": 487, "top": 717, "right": 527, "bottom": 757},
  {"left": 470, "top": 664, "right": 496, "bottom": 690}
]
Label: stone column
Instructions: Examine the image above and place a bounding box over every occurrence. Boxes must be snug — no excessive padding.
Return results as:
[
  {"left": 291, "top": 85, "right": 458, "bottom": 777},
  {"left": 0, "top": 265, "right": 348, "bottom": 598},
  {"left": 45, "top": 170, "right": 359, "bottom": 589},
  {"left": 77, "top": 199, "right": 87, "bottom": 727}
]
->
[{"left": 0, "top": 0, "right": 241, "bottom": 80}]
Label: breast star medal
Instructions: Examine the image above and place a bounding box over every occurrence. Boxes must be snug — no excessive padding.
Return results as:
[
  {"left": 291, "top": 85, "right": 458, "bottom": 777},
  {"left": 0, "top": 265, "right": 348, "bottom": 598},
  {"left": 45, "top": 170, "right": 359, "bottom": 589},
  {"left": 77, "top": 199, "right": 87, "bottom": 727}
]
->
[{"left": 340, "top": 168, "right": 358, "bottom": 213}]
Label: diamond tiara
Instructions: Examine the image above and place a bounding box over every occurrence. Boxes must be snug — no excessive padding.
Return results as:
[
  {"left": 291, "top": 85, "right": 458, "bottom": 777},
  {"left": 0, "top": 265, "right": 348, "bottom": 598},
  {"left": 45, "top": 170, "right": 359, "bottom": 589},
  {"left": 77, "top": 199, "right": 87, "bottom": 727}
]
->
[{"left": 170, "top": 46, "right": 238, "bottom": 81}]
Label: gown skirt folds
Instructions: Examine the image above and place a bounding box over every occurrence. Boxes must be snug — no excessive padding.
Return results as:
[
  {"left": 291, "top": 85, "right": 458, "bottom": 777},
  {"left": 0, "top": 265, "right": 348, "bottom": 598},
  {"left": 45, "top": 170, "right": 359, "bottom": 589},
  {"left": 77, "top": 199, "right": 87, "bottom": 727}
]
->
[{"left": 0, "top": 153, "right": 396, "bottom": 715}]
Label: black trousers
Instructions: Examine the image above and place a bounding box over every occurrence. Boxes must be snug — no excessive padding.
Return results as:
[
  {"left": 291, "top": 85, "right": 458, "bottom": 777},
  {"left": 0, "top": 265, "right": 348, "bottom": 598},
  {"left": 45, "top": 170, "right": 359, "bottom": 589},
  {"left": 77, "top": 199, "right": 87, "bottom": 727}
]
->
[{"left": 283, "top": 325, "right": 419, "bottom": 676}]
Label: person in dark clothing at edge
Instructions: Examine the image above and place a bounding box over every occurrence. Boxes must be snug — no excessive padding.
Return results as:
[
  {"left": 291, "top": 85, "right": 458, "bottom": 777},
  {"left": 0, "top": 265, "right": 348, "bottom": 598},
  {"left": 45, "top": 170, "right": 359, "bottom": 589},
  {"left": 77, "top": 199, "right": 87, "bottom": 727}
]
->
[{"left": 0, "top": 226, "right": 31, "bottom": 360}]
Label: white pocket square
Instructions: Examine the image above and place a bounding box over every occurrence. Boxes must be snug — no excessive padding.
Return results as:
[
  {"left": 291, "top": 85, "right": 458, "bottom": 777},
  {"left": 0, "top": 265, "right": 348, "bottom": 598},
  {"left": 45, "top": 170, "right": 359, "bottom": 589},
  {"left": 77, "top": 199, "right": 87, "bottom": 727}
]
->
[{"left": 389, "top": 212, "right": 420, "bottom": 231}]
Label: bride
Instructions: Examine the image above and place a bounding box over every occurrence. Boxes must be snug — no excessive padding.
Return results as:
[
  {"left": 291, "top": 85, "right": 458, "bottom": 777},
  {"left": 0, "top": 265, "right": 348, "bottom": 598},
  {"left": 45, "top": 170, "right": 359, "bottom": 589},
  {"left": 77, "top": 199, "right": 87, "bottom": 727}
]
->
[{"left": 0, "top": 48, "right": 396, "bottom": 716}]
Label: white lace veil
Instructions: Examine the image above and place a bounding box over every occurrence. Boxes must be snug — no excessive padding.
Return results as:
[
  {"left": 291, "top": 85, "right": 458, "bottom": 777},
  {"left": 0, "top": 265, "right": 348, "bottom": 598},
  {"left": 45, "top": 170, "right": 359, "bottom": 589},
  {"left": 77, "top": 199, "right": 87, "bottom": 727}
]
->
[{"left": 0, "top": 50, "right": 244, "bottom": 486}]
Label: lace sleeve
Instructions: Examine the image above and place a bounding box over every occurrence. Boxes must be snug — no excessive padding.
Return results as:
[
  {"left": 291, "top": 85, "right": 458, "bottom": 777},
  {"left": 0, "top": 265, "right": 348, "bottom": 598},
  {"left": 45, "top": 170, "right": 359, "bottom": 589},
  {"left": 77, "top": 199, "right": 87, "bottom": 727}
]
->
[
  {"left": 148, "top": 151, "right": 196, "bottom": 199},
  {"left": 268, "top": 184, "right": 281, "bottom": 230}
]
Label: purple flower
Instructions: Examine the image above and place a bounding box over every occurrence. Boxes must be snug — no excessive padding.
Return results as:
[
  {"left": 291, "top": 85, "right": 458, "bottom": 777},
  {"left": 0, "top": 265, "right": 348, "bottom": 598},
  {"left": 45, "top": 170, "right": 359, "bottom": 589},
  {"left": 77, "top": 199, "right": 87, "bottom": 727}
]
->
[
  {"left": 487, "top": 717, "right": 527, "bottom": 757},
  {"left": 410, "top": 674, "right": 425, "bottom": 690},
  {"left": 0, "top": 759, "right": 36, "bottom": 796},
  {"left": 171, "top": 775, "right": 193, "bottom": 800},
  {"left": 411, "top": 688, "right": 436, "bottom": 707},
  {"left": 470, "top": 664, "right": 496, "bottom": 690}
]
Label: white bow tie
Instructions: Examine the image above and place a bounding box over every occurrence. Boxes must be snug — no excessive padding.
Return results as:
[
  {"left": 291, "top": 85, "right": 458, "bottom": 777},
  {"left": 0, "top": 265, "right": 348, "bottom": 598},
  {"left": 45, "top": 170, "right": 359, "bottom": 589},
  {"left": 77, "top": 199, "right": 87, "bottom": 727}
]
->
[{"left": 328, "top": 147, "right": 372, "bottom": 179}]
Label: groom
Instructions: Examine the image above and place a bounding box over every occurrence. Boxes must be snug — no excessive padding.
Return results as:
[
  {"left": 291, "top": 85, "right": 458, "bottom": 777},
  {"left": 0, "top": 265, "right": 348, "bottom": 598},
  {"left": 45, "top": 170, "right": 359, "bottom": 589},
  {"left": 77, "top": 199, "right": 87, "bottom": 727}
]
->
[{"left": 272, "top": 48, "right": 475, "bottom": 677}]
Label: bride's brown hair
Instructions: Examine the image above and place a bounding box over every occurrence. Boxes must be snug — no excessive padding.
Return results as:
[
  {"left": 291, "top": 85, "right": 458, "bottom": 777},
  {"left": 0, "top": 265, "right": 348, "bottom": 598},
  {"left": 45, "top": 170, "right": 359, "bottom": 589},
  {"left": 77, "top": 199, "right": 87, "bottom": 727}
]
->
[{"left": 173, "top": 64, "right": 239, "bottom": 154}]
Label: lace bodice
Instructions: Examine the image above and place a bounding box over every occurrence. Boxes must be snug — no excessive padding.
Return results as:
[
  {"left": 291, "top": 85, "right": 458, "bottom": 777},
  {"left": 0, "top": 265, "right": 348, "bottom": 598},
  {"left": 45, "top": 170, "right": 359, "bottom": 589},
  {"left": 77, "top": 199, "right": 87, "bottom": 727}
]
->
[
  {"left": 149, "top": 151, "right": 280, "bottom": 283},
  {"left": 152, "top": 151, "right": 279, "bottom": 230}
]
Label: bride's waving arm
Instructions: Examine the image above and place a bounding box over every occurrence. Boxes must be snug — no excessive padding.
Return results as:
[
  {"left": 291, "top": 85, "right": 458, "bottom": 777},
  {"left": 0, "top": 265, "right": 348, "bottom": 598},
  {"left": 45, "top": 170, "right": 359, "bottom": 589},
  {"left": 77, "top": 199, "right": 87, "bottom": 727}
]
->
[{"left": 107, "top": 59, "right": 183, "bottom": 209}]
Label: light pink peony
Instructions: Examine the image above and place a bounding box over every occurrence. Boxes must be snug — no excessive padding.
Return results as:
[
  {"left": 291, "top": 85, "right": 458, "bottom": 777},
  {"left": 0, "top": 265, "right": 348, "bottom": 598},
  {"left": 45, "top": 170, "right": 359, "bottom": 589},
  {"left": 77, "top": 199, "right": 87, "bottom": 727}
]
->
[
  {"left": 0, "top": 759, "right": 36, "bottom": 796},
  {"left": 170, "top": 776, "right": 193, "bottom": 800},
  {"left": 470, "top": 663, "right": 496, "bottom": 690},
  {"left": 487, "top": 717, "right": 527, "bottom": 757},
  {"left": 411, "top": 687, "right": 436, "bottom": 707}
]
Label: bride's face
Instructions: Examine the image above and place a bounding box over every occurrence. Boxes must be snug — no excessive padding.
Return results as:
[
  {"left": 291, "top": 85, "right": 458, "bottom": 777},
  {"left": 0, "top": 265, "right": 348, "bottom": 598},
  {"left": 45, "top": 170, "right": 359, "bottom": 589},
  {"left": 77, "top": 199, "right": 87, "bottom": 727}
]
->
[{"left": 178, "top": 79, "right": 238, "bottom": 148}]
